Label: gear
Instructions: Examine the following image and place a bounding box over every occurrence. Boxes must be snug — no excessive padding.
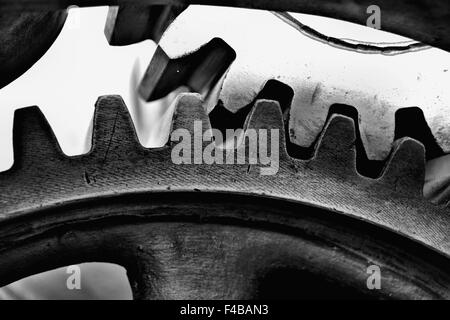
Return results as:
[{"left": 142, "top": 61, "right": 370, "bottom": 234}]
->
[
  {"left": 0, "top": 6, "right": 158, "bottom": 170},
  {"left": 0, "top": 10, "right": 67, "bottom": 89},
  {"left": 2, "top": 0, "right": 449, "bottom": 52},
  {"left": 0, "top": 93, "right": 448, "bottom": 298},
  {"left": 0, "top": 1, "right": 449, "bottom": 300},
  {"left": 141, "top": 6, "right": 450, "bottom": 163}
]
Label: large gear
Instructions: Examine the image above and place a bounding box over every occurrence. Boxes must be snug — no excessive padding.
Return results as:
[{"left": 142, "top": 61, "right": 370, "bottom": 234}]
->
[
  {"left": 141, "top": 6, "right": 450, "bottom": 163},
  {"left": 0, "top": 93, "right": 448, "bottom": 298},
  {"left": 0, "top": 1, "right": 449, "bottom": 300},
  {"left": 0, "top": 7, "right": 159, "bottom": 170}
]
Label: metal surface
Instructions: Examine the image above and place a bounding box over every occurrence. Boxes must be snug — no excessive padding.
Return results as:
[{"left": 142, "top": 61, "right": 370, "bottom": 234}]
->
[
  {"left": 143, "top": 6, "right": 450, "bottom": 164},
  {"left": 0, "top": 94, "right": 448, "bottom": 298},
  {"left": 0, "top": 0, "right": 449, "bottom": 52},
  {"left": 0, "top": 2, "right": 448, "bottom": 299},
  {"left": 105, "top": 4, "right": 186, "bottom": 45},
  {"left": 0, "top": 7, "right": 158, "bottom": 170},
  {"left": 0, "top": 10, "right": 67, "bottom": 89}
]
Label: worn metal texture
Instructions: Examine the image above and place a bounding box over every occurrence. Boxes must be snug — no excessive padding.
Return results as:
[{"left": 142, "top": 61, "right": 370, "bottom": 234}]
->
[
  {"left": 0, "top": 7, "right": 159, "bottom": 171},
  {"left": 0, "top": 94, "right": 448, "bottom": 298},
  {"left": 0, "top": 2, "right": 448, "bottom": 299}
]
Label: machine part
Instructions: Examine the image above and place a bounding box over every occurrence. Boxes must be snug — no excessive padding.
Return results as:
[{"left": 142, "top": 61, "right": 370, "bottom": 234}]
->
[
  {"left": 142, "top": 6, "right": 450, "bottom": 165},
  {"left": 0, "top": 10, "right": 67, "bottom": 89},
  {"left": 0, "top": 0, "right": 449, "bottom": 52},
  {"left": 0, "top": 3, "right": 180, "bottom": 89},
  {"left": 0, "top": 94, "right": 448, "bottom": 299},
  {"left": 0, "top": 1, "right": 448, "bottom": 300},
  {"left": 105, "top": 5, "right": 186, "bottom": 45},
  {"left": 0, "top": 7, "right": 158, "bottom": 170}
]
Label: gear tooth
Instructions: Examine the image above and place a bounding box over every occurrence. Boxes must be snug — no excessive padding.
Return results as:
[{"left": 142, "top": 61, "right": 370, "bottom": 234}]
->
[
  {"left": 379, "top": 138, "right": 425, "bottom": 196},
  {"left": 12, "top": 106, "right": 62, "bottom": 166},
  {"left": 243, "top": 100, "right": 287, "bottom": 155},
  {"left": 91, "top": 95, "right": 141, "bottom": 158},
  {"left": 105, "top": 6, "right": 185, "bottom": 45},
  {"left": 172, "top": 93, "right": 210, "bottom": 132},
  {"left": 139, "top": 38, "right": 235, "bottom": 101},
  {"left": 313, "top": 114, "right": 357, "bottom": 174},
  {"left": 245, "top": 100, "right": 284, "bottom": 131},
  {"left": 137, "top": 45, "right": 170, "bottom": 101},
  {"left": 170, "top": 93, "right": 211, "bottom": 163}
]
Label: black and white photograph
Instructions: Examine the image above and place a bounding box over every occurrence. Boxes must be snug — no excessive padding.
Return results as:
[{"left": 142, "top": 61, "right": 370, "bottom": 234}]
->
[{"left": 0, "top": 0, "right": 448, "bottom": 306}]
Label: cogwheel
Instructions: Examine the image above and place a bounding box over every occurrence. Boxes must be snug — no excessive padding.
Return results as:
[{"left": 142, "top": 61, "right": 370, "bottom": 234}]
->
[
  {"left": 0, "top": 9, "right": 67, "bottom": 89},
  {"left": 0, "top": 1, "right": 449, "bottom": 301},
  {"left": 139, "top": 5, "right": 450, "bottom": 206},
  {"left": 0, "top": 7, "right": 160, "bottom": 171},
  {"left": 4, "top": 0, "right": 447, "bottom": 51},
  {"left": 0, "top": 94, "right": 448, "bottom": 299},
  {"left": 141, "top": 6, "right": 450, "bottom": 163}
]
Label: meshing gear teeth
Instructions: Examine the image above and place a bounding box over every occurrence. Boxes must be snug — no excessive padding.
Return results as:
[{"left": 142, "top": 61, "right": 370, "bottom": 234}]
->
[
  {"left": 145, "top": 6, "right": 450, "bottom": 162},
  {"left": 0, "top": 95, "right": 449, "bottom": 298},
  {"left": 0, "top": 94, "right": 448, "bottom": 249},
  {"left": 139, "top": 38, "right": 235, "bottom": 102}
]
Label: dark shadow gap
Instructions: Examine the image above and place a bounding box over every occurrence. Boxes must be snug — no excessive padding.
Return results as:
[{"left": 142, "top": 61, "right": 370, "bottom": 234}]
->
[
  {"left": 209, "top": 80, "right": 386, "bottom": 178},
  {"left": 256, "top": 267, "right": 374, "bottom": 300},
  {"left": 395, "top": 107, "right": 444, "bottom": 161}
]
